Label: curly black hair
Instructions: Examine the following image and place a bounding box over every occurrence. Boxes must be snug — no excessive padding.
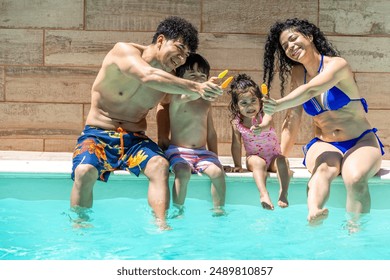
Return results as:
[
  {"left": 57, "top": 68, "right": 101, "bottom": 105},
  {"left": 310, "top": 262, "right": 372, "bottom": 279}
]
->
[
  {"left": 263, "top": 18, "right": 340, "bottom": 97},
  {"left": 227, "top": 73, "right": 263, "bottom": 122},
  {"left": 175, "top": 53, "right": 210, "bottom": 78},
  {"left": 152, "top": 16, "right": 199, "bottom": 53}
]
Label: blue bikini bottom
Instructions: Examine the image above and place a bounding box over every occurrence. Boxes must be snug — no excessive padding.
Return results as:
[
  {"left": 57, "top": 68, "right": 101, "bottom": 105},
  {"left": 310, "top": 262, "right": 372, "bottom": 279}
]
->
[{"left": 302, "top": 128, "right": 385, "bottom": 166}]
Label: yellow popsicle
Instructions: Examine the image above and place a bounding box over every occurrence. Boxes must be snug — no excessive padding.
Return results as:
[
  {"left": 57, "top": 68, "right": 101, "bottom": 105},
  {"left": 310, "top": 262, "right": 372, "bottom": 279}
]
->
[
  {"left": 261, "top": 83, "right": 268, "bottom": 96},
  {"left": 218, "top": 69, "right": 229, "bottom": 79},
  {"left": 221, "top": 76, "right": 233, "bottom": 89}
]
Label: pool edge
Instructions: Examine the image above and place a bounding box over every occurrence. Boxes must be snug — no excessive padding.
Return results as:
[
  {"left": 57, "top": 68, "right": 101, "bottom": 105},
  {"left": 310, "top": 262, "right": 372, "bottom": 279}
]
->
[{"left": 0, "top": 150, "right": 389, "bottom": 180}]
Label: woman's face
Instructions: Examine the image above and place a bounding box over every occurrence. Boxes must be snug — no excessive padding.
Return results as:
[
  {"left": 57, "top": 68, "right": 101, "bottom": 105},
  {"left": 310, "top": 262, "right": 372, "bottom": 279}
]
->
[{"left": 279, "top": 29, "right": 312, "bottom": 62}]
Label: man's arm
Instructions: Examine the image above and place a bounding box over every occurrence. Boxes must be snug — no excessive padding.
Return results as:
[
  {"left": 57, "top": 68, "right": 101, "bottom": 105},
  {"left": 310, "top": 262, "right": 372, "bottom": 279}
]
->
[{"left": 107, "top": 42, "right": 222, "bottom": 100}]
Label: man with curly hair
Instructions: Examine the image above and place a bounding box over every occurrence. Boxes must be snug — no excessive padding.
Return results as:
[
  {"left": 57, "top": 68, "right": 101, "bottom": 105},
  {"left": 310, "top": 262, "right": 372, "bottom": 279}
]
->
[{"left": 70, "top": 16, "right": 222, "bottom": 229}]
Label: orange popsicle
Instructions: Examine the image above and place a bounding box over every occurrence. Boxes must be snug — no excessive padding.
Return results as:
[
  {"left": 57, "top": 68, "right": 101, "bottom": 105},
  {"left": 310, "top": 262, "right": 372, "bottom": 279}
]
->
[
  {"left": 261, "top": 83, "right": 268, "bottom": 96},
  {"left": 221, "top": 76, "right": 233, "bottom": 89}
]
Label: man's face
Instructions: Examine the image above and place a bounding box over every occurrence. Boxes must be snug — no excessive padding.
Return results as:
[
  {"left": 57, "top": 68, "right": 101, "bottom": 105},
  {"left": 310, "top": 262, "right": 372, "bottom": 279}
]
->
[{"left": 159, "top": 36, "right": 190, "bottom": 71}]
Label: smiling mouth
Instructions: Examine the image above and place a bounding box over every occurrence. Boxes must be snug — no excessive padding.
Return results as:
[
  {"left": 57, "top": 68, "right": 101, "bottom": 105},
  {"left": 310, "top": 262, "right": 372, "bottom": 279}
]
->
[
  {"left": 171, "top": 58, "right": 179, "bottom": 68},
  {"left": 291, "top": 48, "right": 301, "bottom": 58}
]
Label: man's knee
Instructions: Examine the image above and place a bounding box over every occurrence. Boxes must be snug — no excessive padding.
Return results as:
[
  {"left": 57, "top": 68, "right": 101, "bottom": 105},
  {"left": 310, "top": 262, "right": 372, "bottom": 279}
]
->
[
  {"left": 149, "top": 155, "right": 169, "bottom": 168},
  {"left": 74, "top": 164, "right": 98, "bottom": 182},
  {"left": 145, "top": 155, "right": 169, "bottom": 177}
]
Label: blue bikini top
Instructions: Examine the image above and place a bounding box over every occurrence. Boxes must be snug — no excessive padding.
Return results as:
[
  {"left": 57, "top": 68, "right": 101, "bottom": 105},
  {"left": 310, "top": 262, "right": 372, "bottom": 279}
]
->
[{"left": 302, "top": 54, "right": 368, "bottom": 116}]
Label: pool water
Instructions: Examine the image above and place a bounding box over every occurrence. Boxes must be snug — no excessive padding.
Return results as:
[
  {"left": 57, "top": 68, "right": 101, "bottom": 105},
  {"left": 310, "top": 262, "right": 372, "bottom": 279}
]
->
[{"left": 1, "top": 173, "right": 390, "bottom": 260}]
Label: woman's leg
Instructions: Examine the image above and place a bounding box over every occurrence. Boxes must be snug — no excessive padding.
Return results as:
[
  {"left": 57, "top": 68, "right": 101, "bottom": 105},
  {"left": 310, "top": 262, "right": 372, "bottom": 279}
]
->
[
  {"left": 305, "top": 142, "right": 343, "bottom": 223},
  {"left": 341, "top": 132, "right": 382, "bottom": 215}
]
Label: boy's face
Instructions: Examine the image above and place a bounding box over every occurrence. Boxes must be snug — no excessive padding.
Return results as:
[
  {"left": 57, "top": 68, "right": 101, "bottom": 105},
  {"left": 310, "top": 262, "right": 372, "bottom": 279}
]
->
[{"left": 182, "top": 63, "right": 207, "bottom": 83}]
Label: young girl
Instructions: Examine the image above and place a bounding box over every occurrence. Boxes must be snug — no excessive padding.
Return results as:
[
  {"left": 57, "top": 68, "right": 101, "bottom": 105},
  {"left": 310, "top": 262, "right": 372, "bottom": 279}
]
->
[{"left": 227, "top": 74, "right": 290, "bottom": 210}]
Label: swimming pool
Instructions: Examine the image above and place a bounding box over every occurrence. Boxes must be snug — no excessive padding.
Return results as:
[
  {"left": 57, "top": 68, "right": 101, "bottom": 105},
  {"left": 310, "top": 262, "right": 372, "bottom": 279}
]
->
[{"left": 1, "top": 171, "right": 389, "bottom": 260}]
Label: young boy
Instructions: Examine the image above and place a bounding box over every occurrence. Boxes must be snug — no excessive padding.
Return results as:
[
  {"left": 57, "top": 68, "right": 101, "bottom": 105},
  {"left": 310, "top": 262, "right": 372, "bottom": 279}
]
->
[{"left": 157, "top": 53, "right": 226, "bottom": 216}]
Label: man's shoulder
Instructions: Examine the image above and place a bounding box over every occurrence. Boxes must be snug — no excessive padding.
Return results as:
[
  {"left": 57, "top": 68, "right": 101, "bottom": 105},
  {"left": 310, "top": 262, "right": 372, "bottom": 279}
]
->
[{"left": 110, "top": 42, "right": 146, "bottom": 56}]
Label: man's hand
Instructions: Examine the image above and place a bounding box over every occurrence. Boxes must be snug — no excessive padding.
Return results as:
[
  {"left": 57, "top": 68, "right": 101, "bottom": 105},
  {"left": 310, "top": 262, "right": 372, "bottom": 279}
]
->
[{"left": 199, "top": 81, "right": 223, "bottom": 101}]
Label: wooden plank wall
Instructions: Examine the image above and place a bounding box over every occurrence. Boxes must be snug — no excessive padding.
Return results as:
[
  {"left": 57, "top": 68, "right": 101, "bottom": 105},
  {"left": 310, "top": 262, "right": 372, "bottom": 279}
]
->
[{"left": 0, "top": 0, "right": 389, "bottom": 159}]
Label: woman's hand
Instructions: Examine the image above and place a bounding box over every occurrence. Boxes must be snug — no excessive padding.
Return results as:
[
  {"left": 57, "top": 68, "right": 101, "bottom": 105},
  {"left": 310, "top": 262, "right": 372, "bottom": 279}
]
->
[{"left": 262, "top": 97, "right": 278, "bottom": 115}]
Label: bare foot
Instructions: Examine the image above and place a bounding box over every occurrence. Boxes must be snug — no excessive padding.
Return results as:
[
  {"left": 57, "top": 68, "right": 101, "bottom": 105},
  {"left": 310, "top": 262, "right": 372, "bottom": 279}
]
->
[
  {"left": 156, "top": 218, "right": 172, "bottom": 231},
  {"left": 169, "top": 204, "right": 185, "bottom": 219},
  {"left": 72, "top": 222, "right": 94, "bottom": 229},
  {"left": 260, "top": 193, "right": 274, "bottom": 210},
  {"left": 69, "top": 206, "right": 94, "bottom": 228},
  {"left": 307, "top": 208, "right": 329, "bottom": 225},
  {"left": 278, "top": 193, "right": 289, "bottom": 208},
  {"left": 261, "top": 202, "right": 274, "bottom": 210},
  {"left": 212, "top": 206, "right": 227, "bottom": 217}
]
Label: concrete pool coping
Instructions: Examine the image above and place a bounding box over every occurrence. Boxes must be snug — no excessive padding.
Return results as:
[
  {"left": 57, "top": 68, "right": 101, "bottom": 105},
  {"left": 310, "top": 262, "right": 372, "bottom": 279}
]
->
[{"left": 1, "top": 150, "right": 389, "bottom": 180}]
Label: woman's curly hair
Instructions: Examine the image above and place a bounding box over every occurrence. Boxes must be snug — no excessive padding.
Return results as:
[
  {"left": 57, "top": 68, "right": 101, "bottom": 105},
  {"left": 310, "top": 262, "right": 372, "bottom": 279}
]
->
[
  {"left": 262, "top": 18, "right": 340, "bottom": 97},
  {"left": 227, "top": 73, "right": 263, "bottom": 123}
]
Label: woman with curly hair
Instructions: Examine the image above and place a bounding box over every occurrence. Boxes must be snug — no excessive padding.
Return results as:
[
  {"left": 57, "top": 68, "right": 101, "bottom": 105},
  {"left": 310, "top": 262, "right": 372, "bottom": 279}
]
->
[{"left": 262, "top": 18, "right": 384, "bottom": 224}]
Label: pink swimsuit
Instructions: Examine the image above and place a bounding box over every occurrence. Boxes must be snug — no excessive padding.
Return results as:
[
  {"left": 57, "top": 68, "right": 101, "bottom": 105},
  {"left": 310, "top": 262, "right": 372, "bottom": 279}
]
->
[{"left": 233, "top": 114, "right": 281, "bottom": 168}]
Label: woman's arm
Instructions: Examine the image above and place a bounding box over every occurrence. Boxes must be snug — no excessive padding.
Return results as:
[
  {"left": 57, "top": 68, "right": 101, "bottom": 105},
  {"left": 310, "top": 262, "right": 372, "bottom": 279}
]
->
[{"left": 264, "top": 57, "right": 350, "bottom": 114}]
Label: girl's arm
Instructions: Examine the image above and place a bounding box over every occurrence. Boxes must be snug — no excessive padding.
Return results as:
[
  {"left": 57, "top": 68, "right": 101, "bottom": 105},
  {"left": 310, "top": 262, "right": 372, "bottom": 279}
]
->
[
  {"left": 250, "top": 113, "right": 272, "bottom": 134},
  {"left": 258, "top": 113, "right": 272, "bottom": 131},
  {"left": 231, "top": 125, "right": 243, "bottom": 171}
]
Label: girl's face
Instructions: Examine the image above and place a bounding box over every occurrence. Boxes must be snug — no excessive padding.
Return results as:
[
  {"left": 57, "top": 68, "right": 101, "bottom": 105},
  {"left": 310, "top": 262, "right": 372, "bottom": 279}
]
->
[
  {"left": 279, "top": 29, "right": 312, "bottom": 62},
  {"left": 237, "top": 90, "right": 261, "bottom": 119}
]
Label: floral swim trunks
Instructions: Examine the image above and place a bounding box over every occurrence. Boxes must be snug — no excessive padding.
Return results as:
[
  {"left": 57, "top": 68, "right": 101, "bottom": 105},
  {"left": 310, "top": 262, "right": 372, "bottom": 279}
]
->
[{"left": 71, "top": 125, "right": 165, "bottom": 182}]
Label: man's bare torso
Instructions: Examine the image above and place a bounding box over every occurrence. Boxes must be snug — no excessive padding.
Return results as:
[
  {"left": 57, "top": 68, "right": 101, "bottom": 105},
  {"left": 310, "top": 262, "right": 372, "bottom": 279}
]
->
[{"left": 85, "top": 43, "right": 166, "bottom": 132}]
